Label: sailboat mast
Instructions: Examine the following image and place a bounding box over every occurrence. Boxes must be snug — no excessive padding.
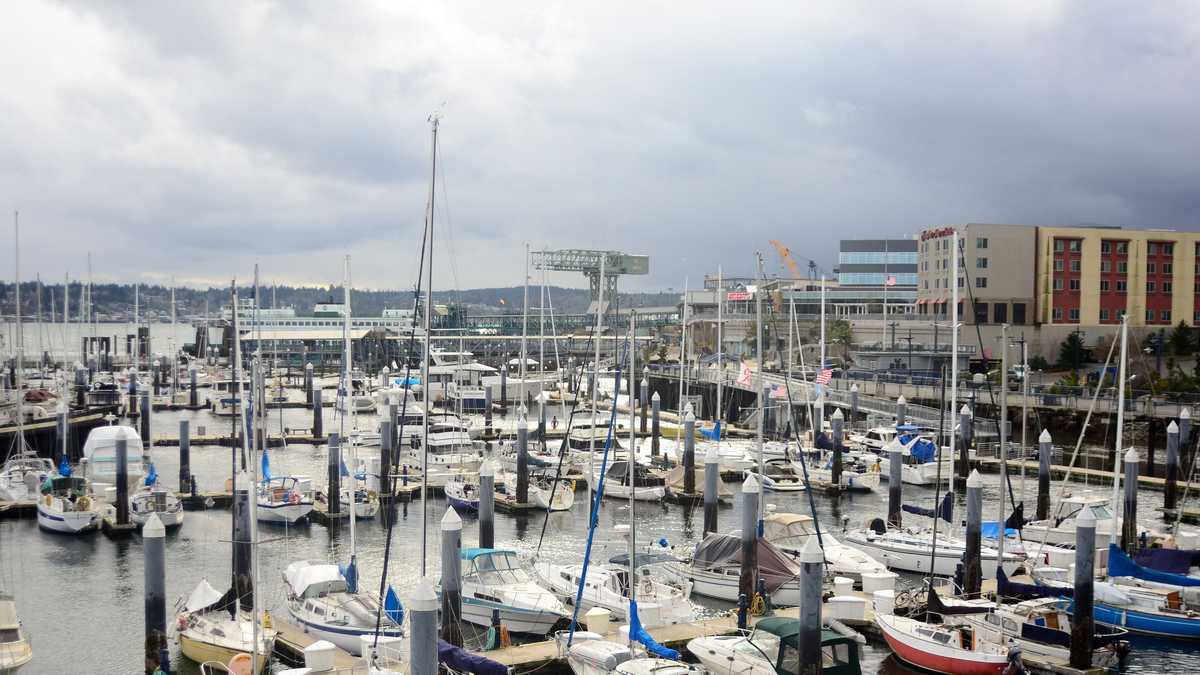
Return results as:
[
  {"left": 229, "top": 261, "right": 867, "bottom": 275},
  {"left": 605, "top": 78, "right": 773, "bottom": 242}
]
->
[
  {"left": 420, "top": 113, "right": 439, "bottom": 576},
  {"left": 588, "top": 256, "right": 606, "bottom": 516},
  {"left": 133, "top": 283, "right": 140, "bottom": 370},
  {"left": 1110, "top": 316, "right": 1129, "bottom": 545},
  {"left": 170, "top": 284, "right": 177, "bottom": 399},
  {"left": 521, "top": 243, "right": 529, "bottom": 391},
  {"left": 13, "top": 212, "right": 25, "bottom": 453},
  {"left": 996, "top": 323, "right": 1008, "bottom": 609},
  {"left": 627, "top": 310, "right": 637, "bottom": 646},
  {"left": 539, "top": 252, "right": 546, "bottom": 395},
  {"left": 35, "top": 274, "right": 42, "bottom": 374},
  {"left": 755, "top": 253, "right": 765, "bottom": 526},
  {"left": 676, "top": 276, "right": 689, "bottom": 442},
  {"left": 716, "top": 266, "right": 723, "bottom": 427},
  {"left": 343, "top": 255, "right": 357, "bottom": 562},
  {"left": 950, "top": 232, "right": 959, "bottom": 497}
]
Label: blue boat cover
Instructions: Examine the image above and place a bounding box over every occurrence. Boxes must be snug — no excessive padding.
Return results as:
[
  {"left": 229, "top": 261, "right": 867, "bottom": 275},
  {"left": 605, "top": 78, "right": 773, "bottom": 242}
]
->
[
  {"left": 1135, "top": 547, "right": 1200, "bottom": 575},
  {"left": 998, "top": 568, "right": 1072, "bottom": 600},
  {"left": 144, "top": 462, "right": 158, "bottom": 486},
  {"left": 439, "top": 640, "right": 507, "bottom": 675},
  {"left": 700, "top": 420, "right": 722, "bottom": 441},
  {"left": 899, "top": 435, "right": 937, "bottom": 462},
  {"left": 981, "top": 522, "right": 1017, "bottom": 539},
  {"left": 902, "top": 492, "right": 954, "bottom": 523},
  {"left": 342, "top": 555, "right": 359, "bottom": 594},
  {"left": 58, "top": 457, "right": 71, "bottom": 477},
  {"left": 385, "top": 584, "right": 404, "bottom": 625},
  {"left": 1109, "top": 543, "right": 1200, "bottom": 587},
  {"left": 629, "top": 600, "right": 680, "bottom": 659},
  {"left": 261, "top": 449, "right": 272, "bottom": 483}
]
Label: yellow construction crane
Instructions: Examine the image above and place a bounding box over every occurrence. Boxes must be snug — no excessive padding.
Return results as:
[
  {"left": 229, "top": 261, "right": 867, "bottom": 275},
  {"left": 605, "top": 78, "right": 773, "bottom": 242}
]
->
[{"left": 769, "top": 239, "right": 804, "bottom": 280}]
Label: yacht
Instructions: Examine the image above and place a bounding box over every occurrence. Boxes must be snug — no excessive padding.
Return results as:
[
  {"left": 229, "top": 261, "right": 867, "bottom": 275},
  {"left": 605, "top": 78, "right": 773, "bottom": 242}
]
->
[
  {"left": 847, "top": 426, "right": 898, "bottom": 451},
  {"left": 536, "top": 553, "right": 695, "bottom": 628},
  {"left": 1023, "top": 492, "right": 1167, "bottom": 547},
  {"left": 130, "top": 483, "right": 185, "bottom": 528},
  {"left": 456, "top": 548, "right": 569, "bottom": 635},
  {"left": 81, "top": 425, "right": 146, "bottom": 489},
  {"left": 874, "top": 433, "right": 953, "bottom": 486},
  {"left": 841, "top": 523, "right": 1025, "bottom": 578},
  {"left": 661, "top": 533, "right": 806, "bottom": 605},
  {"left": 281, "top": 561, "right": 405, "bottom": 655}
]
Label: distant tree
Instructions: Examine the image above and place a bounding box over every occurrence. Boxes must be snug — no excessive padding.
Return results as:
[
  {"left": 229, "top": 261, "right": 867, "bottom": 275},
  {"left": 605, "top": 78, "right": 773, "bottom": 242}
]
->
[
  {"left": 1057, "top": 332, "right": 1087, "bottom": 370},
  {"left": 1028, "top": 355, "right": 1050, "bottom": 371},
  {"left": 1168, "top": 320, "right": 1195, "bottom": 356}
]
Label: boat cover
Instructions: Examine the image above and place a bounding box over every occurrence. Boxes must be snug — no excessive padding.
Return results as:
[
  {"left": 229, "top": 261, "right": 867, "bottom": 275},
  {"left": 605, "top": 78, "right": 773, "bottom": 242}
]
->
[
  {"left": 902, "top": 492, "right": 953, "bottom": 524},
  {"left": 439, "top": 639, "right": 507, "bottom": 675},
  {"left": 1135, "top": 547, "right": 1200, "bottom": 575},
  {"left": 896, "top": 433, "right": 936, "bottom": 462},
  {"left": 700, "top": 420, "right": 722, "bottom": 441},
  {"left": 185, "top": 578, "right": 226, "bottom": 612},
  {"left": 926, "top": 585, "right": 989, "bottom": 615},
  {"left": 998, "top": 568, "right": 1071, "bottom": 600},
  {"left": 663, "top": 465, "right": 733, "bottom": 497},
  {"left": 691, "top": 533, "right": 801, "bottom": 593},
  {"left": 1109, "top": 543, "right": 1200, "bottom": 587},
  {"left": 629, "top": 599, "right": 680, "bottom": 659},
  {"left": 606, "top": 461, "right": 665, "bottom": 487},
  {"left": 284, "top": 561, "right": 347, "bottom": 597}
]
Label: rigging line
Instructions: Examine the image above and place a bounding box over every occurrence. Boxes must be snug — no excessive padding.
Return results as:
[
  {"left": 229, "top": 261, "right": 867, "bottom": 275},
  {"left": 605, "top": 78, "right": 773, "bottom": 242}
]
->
[
  {"left": 435, "top": 132, "right": 463, "bottom": 305},
  {"left": 927, "top": 363, "right": 948, "bottom": 590},
  {"left": 778, "top": 326, "right": 825, "bottom": 551}
]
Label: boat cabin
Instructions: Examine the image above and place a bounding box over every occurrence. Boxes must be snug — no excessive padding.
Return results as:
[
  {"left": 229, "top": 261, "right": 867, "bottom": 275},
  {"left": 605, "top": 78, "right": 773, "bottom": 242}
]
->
[
  {"left": 460, "top": 548, "right": 532, "bottom": 586},
  {"left": 752, "top": 617, "right": 862, "bottom": 675}
]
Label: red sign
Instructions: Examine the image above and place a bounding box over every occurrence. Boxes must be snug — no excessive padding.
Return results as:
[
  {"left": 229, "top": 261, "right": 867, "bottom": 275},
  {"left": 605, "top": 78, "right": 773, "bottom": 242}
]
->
[
  {"left": 726, "top": 291, "right": 750, "bottom": 301},
  {"left": 920, "top": 227, "right": 955, "bottom": 241}
]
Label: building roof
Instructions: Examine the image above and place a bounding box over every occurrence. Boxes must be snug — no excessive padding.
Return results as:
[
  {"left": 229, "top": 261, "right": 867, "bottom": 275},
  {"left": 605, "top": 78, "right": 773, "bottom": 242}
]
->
[{"left": 239, "top": 328, "right": 375, "bottom": 342}]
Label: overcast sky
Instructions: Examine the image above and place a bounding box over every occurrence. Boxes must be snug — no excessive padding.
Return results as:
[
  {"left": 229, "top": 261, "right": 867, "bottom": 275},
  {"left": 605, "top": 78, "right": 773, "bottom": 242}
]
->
[{"left": 3, "top": 2, "right": 1199, "bottom": 292}]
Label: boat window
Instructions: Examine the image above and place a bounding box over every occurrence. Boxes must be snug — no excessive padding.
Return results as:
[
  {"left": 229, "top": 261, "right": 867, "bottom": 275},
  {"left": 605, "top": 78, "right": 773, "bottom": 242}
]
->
[
  {"left": 0, "top": 628, "right": 20, "bottom": 642},
  {"left": 739, "top": 633, "right": 780, "bottom": 663},
  {"left": 821, "top": 643, "right": 851, "bottom": 667},
  {"left": 985, "top": 614, "right": 1000, "bottom": 626},
  {"left": 1090, "top": 505, "right": 1113, "bottom": 521},
  {"left": 314, "top": 605, "right": 326, "bottom": 616},
  {"left": 1002, "top": 618, "right": 1019, "bottom": 632}
]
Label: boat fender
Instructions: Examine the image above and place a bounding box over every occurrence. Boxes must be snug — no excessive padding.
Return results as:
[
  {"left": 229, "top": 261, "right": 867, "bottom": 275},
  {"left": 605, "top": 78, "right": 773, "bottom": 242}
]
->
[
  {"left": 262, "top": 611, "right": 272, "bottom": 630},
  {"left": 177, "top": 614, "right": 189, "bottom": 631},
  {"left": 499, "top": 624, "right": 511, "bottom": 648},
  {"left": 44, "top": 494, "right": 53, "bottom": 506}
]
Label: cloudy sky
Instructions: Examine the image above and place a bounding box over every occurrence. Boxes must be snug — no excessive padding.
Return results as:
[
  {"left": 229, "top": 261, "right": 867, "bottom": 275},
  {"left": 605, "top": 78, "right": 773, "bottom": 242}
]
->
[{"left": 2, "top": 2, "right": 1199, "bottom": 292}]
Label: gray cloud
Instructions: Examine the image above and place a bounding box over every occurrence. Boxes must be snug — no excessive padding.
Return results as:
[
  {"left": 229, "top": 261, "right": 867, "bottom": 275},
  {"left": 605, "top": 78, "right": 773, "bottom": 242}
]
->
[{"left": 2, "top": 1, "right": 1199, "bottom": 292}]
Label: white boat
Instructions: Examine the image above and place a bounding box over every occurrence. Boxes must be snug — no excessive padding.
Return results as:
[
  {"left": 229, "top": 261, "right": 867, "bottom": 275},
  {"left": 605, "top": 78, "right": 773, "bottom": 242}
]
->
[
  {"left": 841, "top": 525, "right": 1024, "bottom": 578},
  {"left": 81, "top": 425, "right": 146, "bottom": 489},
  {"left": 761, "top": 512, "right": 887, "bottom": 581},
  {"left": 558, "top": 631, "right": 633, "bottom": 675},
  {"left": 0, "top": 452, "right": 53, "bottom": 502},
  {"left": 661, "top": 533, "right": 806, "bottom": 605},
  {"left": 177, "top": 579, "right": 276, "bottom": 674},
  {"left": 256, "top": 476, "right": 315, "bottom": 524},
  {"left": 341, "top": 485, "right": 379, "bottom": 519},
  {"left": 1022, "top": 492, "right": 1165, "bottom": 547},
  {"left": 536, "top": 554, "right": 695, "bottom": 628},
  {"left": 615, "top": 658, "right": 706, "bottom": 675},
  {"left": 875, "top": 612, "right": 1011, "bottom": 675},
  {"left": 457, "top": 548, "right": 569, "bottom": 634},
  {"left": 36, "top": 474, "right": 100, "bottom": 534},
  {"left": 0, "top": 593, "right": 32, "bottom": 673},
  {"left": 745, "top": 462, "right": 807, "bottom": 493},
  {"left": 874, "top": 434, "right": 953, "bottom": 486},
  {"left": 530, "top": 474, "right": 575, "bottom": 511},
  {"left": 130, "top": 484, "right": 185, "bottom": 528},
  {"left": 281, "top": 561, "right": 404, "bottom": 655},
  {"left": 595, "top": 461, "right": 666, "bottom": 502},
  {"left": 848, "top": 426, "right": 898, "bottom": 451}
]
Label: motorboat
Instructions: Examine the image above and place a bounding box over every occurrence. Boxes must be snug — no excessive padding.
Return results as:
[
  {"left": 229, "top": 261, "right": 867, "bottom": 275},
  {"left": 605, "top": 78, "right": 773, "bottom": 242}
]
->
[
  {"left": 801, "top": 455, "right": 881, "bottom": 493},
  {"left": 456, "top": 548, "right": 569, "bottom": 635},
  {"left": 874, "top": 432, "right": 953, "bottom": 486},
  {"left": 256, "top": 476, "right": 315, "bottom": 524},
  {"left": 281, "top": 561, "right": 405, "bottom": 655},
  {"left": 130, "top": 484, "right": 185, "bottom": 528},
  {"left": 745, "top": 461, "right": 807, "bottom": 493},
  {"left": 761, "top": 512, "right": 887, "bottom": 581},
  {"left": 81, "top": 425, "right": 146, "bottom": 489},
  {"left": 847, "top": 426, "right": 898, "bottom": 451},
  {"left": 875, "top": 612, "right": 1011, "bottom": 675},
  {"left": 686, "top": 617, "right": 863, "bottom": 675},
  {"left": 176, "top": 579, "right": 276, "bottom": 673},
  {"left": 36, "top": 474, "right": 100, "bottom": 534},
  {"left": 0, "top": 452, "right": 53, "bottom": 502},
  {"left": 0, "top": 593, "right": 32, "bottom": 673},
  {"left": 595, "top": 461, "right": 666, "bottom": 502},
  {"left": 1023, "top": 492, "right": 1167, "bottom": 548},
  {"left": 661, "top": 533, "right": 806, "bottom": 605},
  {"left": 536, "top": 553, "right": 695, "bottom": 628},
  {"left": 340, "top": 485, "right": 379, "bottom": 519},
  {"left": 445, "top": 475, "right": 480, "bottom": 512}
]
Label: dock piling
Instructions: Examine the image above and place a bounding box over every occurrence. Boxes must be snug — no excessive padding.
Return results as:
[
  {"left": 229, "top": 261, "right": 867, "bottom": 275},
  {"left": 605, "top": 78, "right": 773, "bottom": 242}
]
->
[
  {"left": 640, "top": 371, "right": 649, "bottom": 434},
  {"left": 538, "top": 395, "right": 547, "bottom": 447},
  {"left": 1121, "top": 447, "right": 1139, "bottom": 554},
  {"left": 143, "top": 513, "right": 167, "bottom": 673},
  {"left": 516, "top": 418, "right": 530, "bottom": 504},
  {"left": 328, "top": 433, "right": 342, "bottom": 515},
  {"left": 115, "top": 433, "right": 131, "bottom": 526},
  {"left": 887, "top": 439, "right": 902, "bottom": 528},
  {"left": 312, "top": 388, "right": 323, "bottom": 438},
  {"left": 704, "top": 443, "right": 719, "bottom": 536},
  {"left": 480, "top": 459, "right": 495, "bottom": 549},
  {"left": 738, "top": 475, "right": 759, "bottom": 629},
  {"left": 304, "top": 363, "right": 313, "bottom": 405},
  {"left": 188, "top": 367, "right": 198, "bottom": 407},
  {"left": 1037, "top": 429, "right": 1052, "bottom": 521},
  {"left": 441, "top": 508, "right": 464, "bottom": 646},
  {"left": 56, "top": 405, "right": 68, "bottom": 464},
  {"left": 140, "top": 387, "right": 151, "bottom": 445},
  {"left": 957, "top": 404, "right": 972, "bottom": 491},
  {"left": 651, "top": 392, "right": 661, "bottom": 457},
  {"left": 379, "top": 420, "right": 393, "bottom": 503},
  {"left": 683, "top": 411, "right": 696, "bottom": 495},
  {"left": 484, "top": 387, "right": 493, "bottom": 433},
  {"left": 849, "top": 383, "right": 859, "bottom": 426},
  {"left": 179, "top": 420, "right": 191, "bottom": 493},
  {"left": 500, "top": 368, "right": 508, "bottom": 407},
  {"left": 799, "top": 537, "right": 823, "bottom": 675},
  {"left": 410, "top": 579, "right": 438, "bottom": 675},
  {"left": 895, "top": 395, "right": 906, "bottom": 426},
  {"left": 1070, "top": 507, "right": 1096, "bottom": 670},
  {"left": 964, "top": 469, "right": 982, "bottom": 597},
  {"left": 1166, "top": 420, "right": 1180, "bottom": 512},
  {"left": 831, "top": 409, "right": 844, "bottom": 487}
]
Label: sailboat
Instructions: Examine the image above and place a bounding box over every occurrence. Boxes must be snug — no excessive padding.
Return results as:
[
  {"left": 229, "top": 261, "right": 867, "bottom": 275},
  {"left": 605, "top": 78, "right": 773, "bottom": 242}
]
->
[{"left": 0, "top": 592, "right": 32, "bottom": 674}]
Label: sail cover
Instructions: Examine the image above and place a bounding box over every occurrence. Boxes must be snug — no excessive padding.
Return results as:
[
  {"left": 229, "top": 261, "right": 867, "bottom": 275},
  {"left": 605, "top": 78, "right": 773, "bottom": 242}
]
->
[
  {"left": 902, "top": 492, "right": 954, "bottom": 523},
  {"left": 691, "top": 533, "right": 802, "bottom": 593},
  {"left": 185, "top": 578, "right": 227, "bottom": 612},
  {"left": 1135, "top": 547, "right": 1200, "bottom": 576},
  {"left": 1109, "top": 543, "right": 1200, "bottom": 587},
  {"left": 438, "top": 640, "right": 507, "bottom": 675}
]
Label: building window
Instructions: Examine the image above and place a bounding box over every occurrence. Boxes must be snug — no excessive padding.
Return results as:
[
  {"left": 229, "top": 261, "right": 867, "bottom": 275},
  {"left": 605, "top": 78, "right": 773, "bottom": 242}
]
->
[
  {"left": 1013, "top": 303, "right": 1026, "bottom": 325},
  {"left": 1101, "top": 309, "right": 1110, "bottom": 321},
  {"left": 977, "top": 257, "right": 988, "bottom": 269},
  {"left": 1101, "top": 260, "right": 1111, "bottom": 273},
  {"left": 1195, "top": 309, "right": 1200, "bottom": 323},
  {"left": 1117, "top": 242, "right": 1128, "bottom": 254},
  {"left": 1069, "top": 308, "right": 1080, "bottom": 322},
  {"left": 1053, "top": 308, "right": 1063, "bottom": 321},
  {"left": 1054, "top": 239, "right": 1065, "bottom": 252},
  {"left": 1163, "top": 310, "right": 1172, "bottom": 322},
  {"left": 923, "top": 280, "right": 928, "bottom": 289},
  {"left": 1100, "top": 279, "right": 1110, "bottom": 292},
  {"left": 1148, "top": 263, "right": 1157, "bottom": 274},
  {"left": 1164, "top": 281, "right": 1173, "bottom": 293},
  {"left": 975, "top": 277, "right": 986, "bottom": 288},
  {"left": 1054, "top": 260, "right": 1064, "bottom": 272},
  {"left": 1117, "top": 261, "right": 1128, "bottom": 274},
  {"left": 977, "top": 237, "right": 988, "bottom": 249},
  {"left": 1069, "top": 240, "right": 1080, "bottom": 252},
  {"left": 1070, "top": 279, "right": 1081, "bottom": 291},
  {"left": 1053, "top": 278, "right": 1064, "bottom": 291},
  {"left": 1147, "top": 281, "right": 1156, "bottom": 293},
  {"left": 1147, "top": 309, "right": 1156, "bottom": 322},
  {"left": 975, "top": 302, "right": 989, "bottom": 324},
  {"left": 1070, "top": 260, "right": 1081, "bottom": 272},
  {"left": 1102, "top": 241, "right": 1111, "bottom": 254},
  {"left": 958, "top": 277, "right": 964, "bottom": 288},
  {"left": 1164, "top": 263, "right": 1173, "bottom": 274},
  {"left": 1149, "top": 243, "right": 1159, "bottom": 256},
  {"left": 1117, "top": 280, "right": 1128, "bottom": 292},
  {"left": 1165, "top": 243, "right": 1175, "bottom": 255},
  {"left": 994, "top": 304, "right": 1007, "bottom": 323}
]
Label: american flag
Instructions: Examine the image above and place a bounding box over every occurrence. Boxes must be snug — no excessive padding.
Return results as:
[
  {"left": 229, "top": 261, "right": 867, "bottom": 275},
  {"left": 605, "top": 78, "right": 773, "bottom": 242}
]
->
[
  {"left": 815, "top": 368, "right": 833, "bottom": 385},
  {"left": 885, "top": 275, "right": 897, "bottom": 287}
]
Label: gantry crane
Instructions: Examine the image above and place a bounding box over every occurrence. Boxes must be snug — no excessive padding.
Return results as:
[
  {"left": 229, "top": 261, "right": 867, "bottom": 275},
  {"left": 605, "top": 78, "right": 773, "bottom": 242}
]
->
[{"left": 531, "top": 249, "right": 649, "bottom": 316}]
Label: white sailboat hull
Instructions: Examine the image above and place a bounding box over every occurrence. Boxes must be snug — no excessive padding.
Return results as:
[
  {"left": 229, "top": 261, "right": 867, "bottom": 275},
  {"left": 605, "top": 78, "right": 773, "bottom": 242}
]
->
[{"left": 36, "top": 501, "right": 99, "bottom": 534}]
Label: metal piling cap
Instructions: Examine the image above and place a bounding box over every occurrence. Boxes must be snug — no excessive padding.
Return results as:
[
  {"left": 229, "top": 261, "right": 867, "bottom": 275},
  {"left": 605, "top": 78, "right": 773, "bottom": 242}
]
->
[
  {"left": 959, "top": 404, "right": 971, "bottom": 416},
  {"left": 742, "top": 474, "right": 761, "bottom": 494},
  {"left": 441, "top": 506, "right": 463, "bottom": 531},
  {"left": 684, "top": 410, "right": 695, "bottom": 425},
  {"left": 1169, "top": 420, "right": 1179, "bottom": 434},
  {"left": 143, "top": 513, "right": 165, "bottom": 538},
  {"left": 850, "top": 383, "right": 858, "bottom": 393},
  {"left": 1077, "top": 506, "right": 1097, "bottom": 528},
  {"left": 705, "top": 444, "right": 719, "bottom": 464},
  {"left": 831, "top": 408, "right": 843, "bottom": 420},
  {"left": 966, "top": 469, "right": 982, "bottom": 489},
  {"left": 800, "top": 535, "right": 823, "bottom": 564},
  {"left": 411, "top": 577, "right": 438, "bottom": 611},
  {"left": 479, "top": 459, "right": 495, "bottom": 478},
  {"left": 1183, "top": 407, "right": 1192, "bottom": 420},
  {"left": 1039, "top": 429, "right": 1052, "bottom": 443},
  {"left": 897, "top": 395, "right": 906, "bottom": 405},
  {"left": 652, "top": 391, "right": 661, "bottom": 402},
  {"left": 1124, "top": 447, "right": 1139, "bottom": 464},
  {"left": 684, "top": 402, "right": 694, "bottom": 415}
]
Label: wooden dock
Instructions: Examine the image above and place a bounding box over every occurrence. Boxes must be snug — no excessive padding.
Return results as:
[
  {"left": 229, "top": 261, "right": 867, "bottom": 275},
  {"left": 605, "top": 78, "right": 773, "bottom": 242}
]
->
[{"left": 975, "top": 456, "right": 1200, "bottom": 493}]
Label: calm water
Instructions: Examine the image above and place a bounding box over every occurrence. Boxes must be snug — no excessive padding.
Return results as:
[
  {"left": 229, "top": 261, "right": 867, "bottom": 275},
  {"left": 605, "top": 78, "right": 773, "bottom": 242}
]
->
[{"left": 2, "top": 400, "right": 1196, "bottom": 672}]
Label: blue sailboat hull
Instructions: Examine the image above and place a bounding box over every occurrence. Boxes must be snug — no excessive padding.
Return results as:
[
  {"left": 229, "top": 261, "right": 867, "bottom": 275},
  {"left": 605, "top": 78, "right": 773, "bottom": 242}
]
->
[{"left": 1092, "top": 602, "right": 1200, "bottom": 638}]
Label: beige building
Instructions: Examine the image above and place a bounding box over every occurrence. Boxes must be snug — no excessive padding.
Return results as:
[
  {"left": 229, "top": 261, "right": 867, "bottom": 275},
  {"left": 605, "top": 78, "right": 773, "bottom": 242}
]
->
[{"left": 916, "top": 223, "right": 1038, "bottom": 326}]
